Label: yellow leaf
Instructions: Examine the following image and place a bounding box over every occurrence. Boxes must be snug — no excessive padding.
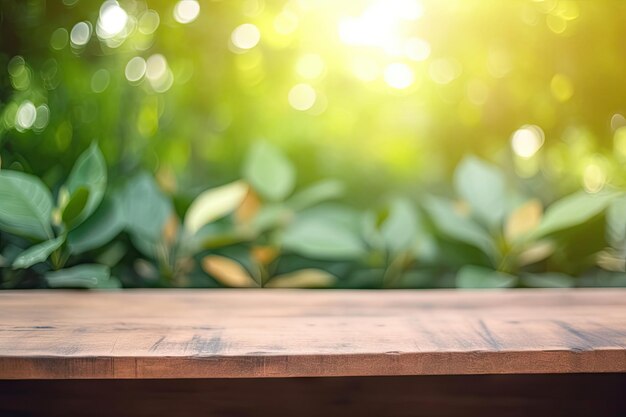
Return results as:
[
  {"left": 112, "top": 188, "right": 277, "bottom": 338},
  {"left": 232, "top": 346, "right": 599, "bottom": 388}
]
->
[
  {"left": 596, "top": 249, "right": 626, "bottom": 272},
  {"left": 266, "top": 269, "right": 337, "bottom": 288},
  {"left": 156, "top": 165, "right": 177, "bottom": 194},
  {"left": 251, "top": 246, "right": 278, "bottom": 265},
  {"left": 201, "top": 255, "right": 258, "bottom": 287},
  {"left": 184, "top": 181, "right": 249, "bottom": 235},
  {"left": 517, "top": 240, "right": 554, "bottom": 266},
  {"left": 235, "top": 188, "right": 261, "bottom": 224},
  {"left": 505, "top": 199, "right": 542, "bottom": 242},
  {"left": 162, "top": 214, "right": 180, "bottom": 248},
  {"left": 453, "top": 199, "right": 471, "bottom": 217}
]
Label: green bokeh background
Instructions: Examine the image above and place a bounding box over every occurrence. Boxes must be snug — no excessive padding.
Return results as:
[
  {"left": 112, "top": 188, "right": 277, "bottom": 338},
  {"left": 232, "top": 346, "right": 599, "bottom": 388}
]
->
[
  {"left": 2, "top": 0, "right": 626, "bottom": 202},
  {"left": 2, "top": 0, "right": 626, "bottom": 290}
]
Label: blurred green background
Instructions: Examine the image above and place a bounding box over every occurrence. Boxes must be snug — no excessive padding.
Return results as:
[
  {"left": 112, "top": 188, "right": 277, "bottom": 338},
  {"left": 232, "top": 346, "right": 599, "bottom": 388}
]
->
[{"left": 1, "top": 0, "right": 626, "bottom": 289}]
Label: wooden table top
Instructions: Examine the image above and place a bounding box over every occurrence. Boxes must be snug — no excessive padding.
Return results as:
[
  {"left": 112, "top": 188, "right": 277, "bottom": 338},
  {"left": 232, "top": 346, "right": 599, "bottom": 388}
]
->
[{"left": 0, "top": 289, "right": 625, "bottom": 379}]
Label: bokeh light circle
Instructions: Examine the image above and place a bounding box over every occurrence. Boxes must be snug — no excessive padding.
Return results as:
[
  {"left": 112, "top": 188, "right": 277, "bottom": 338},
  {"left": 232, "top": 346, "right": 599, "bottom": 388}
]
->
[
  {"left": 384, "top": 63, "right": 414, "bottom": 89},
  {"left": 231, "top": 23, "right": 261, "bottom": 50},
  {"left": 174, "top": 0, "right": 200, "bottom": 24},
  {"left": 288, "top": 83, "right": 317, "bottom": 111},
  {"left": 511, "top": 125, "right": 545, "bottom": 158}
]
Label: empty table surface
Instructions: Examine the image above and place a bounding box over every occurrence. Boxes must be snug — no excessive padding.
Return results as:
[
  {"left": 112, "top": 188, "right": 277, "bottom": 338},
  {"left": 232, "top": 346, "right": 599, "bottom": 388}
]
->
[{"left": 0, "top": 289, "right": 625, "bottom": 379}]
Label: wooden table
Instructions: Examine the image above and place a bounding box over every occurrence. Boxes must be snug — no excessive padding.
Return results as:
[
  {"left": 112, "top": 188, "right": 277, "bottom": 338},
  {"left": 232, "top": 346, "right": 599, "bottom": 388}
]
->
[{"left": 1, "top": 289, "right": 625, "bottom": 416}]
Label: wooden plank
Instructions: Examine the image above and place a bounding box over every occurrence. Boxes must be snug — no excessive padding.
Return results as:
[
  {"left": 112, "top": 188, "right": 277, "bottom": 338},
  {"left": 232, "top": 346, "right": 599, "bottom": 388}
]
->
[
  {"left": 0, "top": 289, "right": 625, "bottom": 379},
  {"left": 2, "top": 374, "right": 625, "bottom": 417}
]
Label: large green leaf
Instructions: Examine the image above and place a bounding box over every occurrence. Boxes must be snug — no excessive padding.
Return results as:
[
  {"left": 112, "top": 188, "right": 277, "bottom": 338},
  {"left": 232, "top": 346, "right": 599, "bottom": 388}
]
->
[
  {"left": 184, "top": 180, "right": 248, "bottom": 235},
  {"left": 65, "top": 143, "right": 107, "bottom": 228},
  {"left": 287, "top": 179, "right": 344, "bottom": 211},
  {"left": 454, "top": 156, "right": 506, "bottom": 228},
  {"left": 342, "top": 268, "right": 385, "bottom": 289},
  {"left": 0, "top": 170, "right": 53, "bottom": 240},
  {"left": 606, "top": 196, "right": 626, "bottom": 248},
  {"left": 243, "top": 141, "right": 295, "bottom": 201},
  {"left": 12, "top": 235, "right": 65, "bottom": 269},
  {"left": 67, "top": 196, "right": 125, "bottom": 254},
  {"left": 361, "top": 210, "right": 384, "bottom": 250},
  {"left": 423, "top": 197, "right": 497, "bottom": 260},
  {"left": 297, "top": 204, "right": 363, "bottom": 233},
  {"left": 61, "top": 187, "right": 90, "bottom": 230},
  {"left": 130, "top": 233, "right": 161, "bottom": 259},
  {"left": 120, "top": 173, "right": 172, "bottom": 241},
  {"left": 281, "top": 217, "right": 365, "bottom": 260},
  {"left": 250, "top": 204, "right": 291, "bottom": 233},
  {"left": 381, "top": 198, "right": 418, "bottom": 254},
  {"left": 45, "top": 264, "right": 119, "bottom": 289},
  {"left": 534, "top": 191, "right": 620, "bottom": 238},
  {"left": 456, "top": 265, "right": 517, "bottom": 288},
  {"left": 578, "top": 270, "right": 626, "bottom": 287}
]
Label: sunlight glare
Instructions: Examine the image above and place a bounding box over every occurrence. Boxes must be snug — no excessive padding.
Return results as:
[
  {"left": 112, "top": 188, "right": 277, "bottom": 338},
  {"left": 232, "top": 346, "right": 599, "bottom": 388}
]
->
[
  {"left": 583, "top": 162, "right": 607, "bottom": 193},
  {"left": 174, "top": 0, "right": 200, "bottom": 24},
  {"left": 338, "top": 0, "right": 423, "bottom": 54},
  {"left": 296, "top": 54, "right": 325, "bottom": 79},
  {"left": 15, "top": 101, "right": 37, "bottom": 131},
  {"left": 231, "top": 23, "right": 261, "bottom": 50},
  {"left": 70, "top": 22, "right": 91, "bottom": 47},
  {"left": 97, "top": 1, "right": 128, "bottom": 39},
  {"left": 384, "top": 63, "right": 414, "bottom": 89},
  {"left": 288, "top": 83, "right": 317, "bottom": 111},
  {"left": 511, "top": 125, "right": 545, "bottom": 158},
  {"left": 126, "top": 57, "right": 147, "bottom": 82}
]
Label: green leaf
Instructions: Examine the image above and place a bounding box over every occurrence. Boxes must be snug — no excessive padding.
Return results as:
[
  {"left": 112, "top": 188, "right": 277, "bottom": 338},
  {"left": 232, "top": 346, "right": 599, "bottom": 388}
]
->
[
  {"left": 578, "top": 270, "right": 626, "bottom": 287},
  {"left": 281, "top": 217, "right": 365, "bottom": 260},
  {"left": 130, "top": 233, "right": 161, "bottom": 259},
  {"left": 381, "top": 198, "right": 418, "bottom": 254},
  {"left": 423, "top": 197, "right": 497, "bottom": 260},
  {"left": 96, "top": 276, "right": 123, "bottom": 289},
  {"left": 287, "top": 179, "right": 344, "bottom": 211},
  {"left": 243, "top": 141, "right": 295, "bottom": 201},
  {"left": 121, "top": 173, "right": 172, "bottom": 241},
  {"left": 456, "top": 265, "right": 517, "bottom": 288},
  {"left": 45, "top": 264, "right": 118, "bottom": 289},
  {"left": 184, "top": 180, "right": 248, "bottom": 235},
  {"left": 298, "top": 204, "right": 363, "bottom": 233},
  {"left": 454, "top": 156, "right": 506, "bottom": 228},
  {"left": 605, "top": 196, "right": 626, "bottom": 248},
  {"left": 0, "top": 170, "right": 53, "bottom": 240},
  {"left": 65, "top": 143, "right": 107, "bottom": 227},
  {"left": 534, "top": 191, "right": 620, "bottom": 238},
  {"left": 192, "top": 218, "right": 251, "bottom": 251},
  {"left": 361, "top": 210, "right": 385, "bottom": 250},
  {"left": 398, "top": 270, "right": 434, "bottom": 288},
  {"left": 343, "top": 268, "right": 385, "bottom": 289},
  {"left": 250, "top": 204, "right": 291, "bottom": 233},
  {"left": 521, "top": 273, "right": 574, "bottom": 288},
  {"left": 67, "top": 196, "right": 125, "bottom": 254},
  {"left": 62, "top": 187, "right": 90, "bottom": 230},
  {"left": 12, "top": 236, "right": 65, "bottom": 269}
]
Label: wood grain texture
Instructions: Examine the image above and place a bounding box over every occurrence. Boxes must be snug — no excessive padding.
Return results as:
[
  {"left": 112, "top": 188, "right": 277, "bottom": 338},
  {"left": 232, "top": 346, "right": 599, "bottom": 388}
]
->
[{"left": 0, "top": 289, "right": 625, "bottom": 379}]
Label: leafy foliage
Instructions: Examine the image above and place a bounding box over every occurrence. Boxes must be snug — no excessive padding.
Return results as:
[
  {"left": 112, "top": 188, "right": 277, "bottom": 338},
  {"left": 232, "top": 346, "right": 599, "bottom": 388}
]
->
[
  {"left": 243, "top": 141, "right": 296, "bottom": 202},
  {"left": 2, "top": 1, "right": 626, "bottom": 289},
  {"left": 0, "top": 144, "right": 120, "bottom": 288},
  {"left": 0, "top": 146, "right": 623, "bottom": 289},
  {"left": 0, "top": 171, "right": 53, "bottom": 240}
]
